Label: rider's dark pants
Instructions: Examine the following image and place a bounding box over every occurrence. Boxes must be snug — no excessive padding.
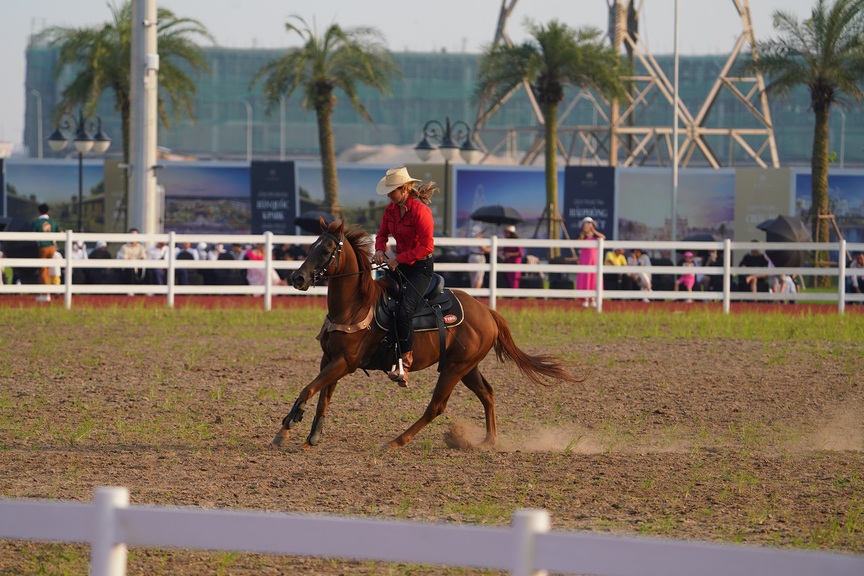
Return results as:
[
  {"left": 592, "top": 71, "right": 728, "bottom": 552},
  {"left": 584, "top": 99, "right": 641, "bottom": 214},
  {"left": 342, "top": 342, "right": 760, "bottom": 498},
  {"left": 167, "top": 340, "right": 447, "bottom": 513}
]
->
[{"left": 395, "top": 256, "right": 434, "bottom": 353}]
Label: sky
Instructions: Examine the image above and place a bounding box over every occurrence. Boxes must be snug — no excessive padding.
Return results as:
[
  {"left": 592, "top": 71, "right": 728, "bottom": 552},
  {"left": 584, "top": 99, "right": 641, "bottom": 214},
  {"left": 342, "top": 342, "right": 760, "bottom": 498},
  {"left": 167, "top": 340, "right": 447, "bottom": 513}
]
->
[{"left": 1, "top": 0, "right": 816, "bottom": 153}]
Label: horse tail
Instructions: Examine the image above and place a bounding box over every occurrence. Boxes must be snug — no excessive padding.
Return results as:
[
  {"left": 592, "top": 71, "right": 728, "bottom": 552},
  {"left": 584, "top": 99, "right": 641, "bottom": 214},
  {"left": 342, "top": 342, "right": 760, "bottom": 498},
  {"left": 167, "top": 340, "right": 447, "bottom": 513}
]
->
[{"left": 490, "top": 309, "right": 582, "bottom": 385}]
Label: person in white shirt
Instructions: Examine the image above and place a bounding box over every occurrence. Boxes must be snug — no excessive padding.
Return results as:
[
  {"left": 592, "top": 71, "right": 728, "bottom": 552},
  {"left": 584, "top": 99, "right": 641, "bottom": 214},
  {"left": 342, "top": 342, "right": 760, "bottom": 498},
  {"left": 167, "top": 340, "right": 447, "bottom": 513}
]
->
[
  {"left": 628, "top": 247, "right": 652, "bottom": 293},
  {"left": 69, "top": 240, "right": 88, "bottom": 261},
  {"left": 116, "top": 228, "right": 148, "bottom": 285},
  {"left": 146, "top": 241, "right": 169, "bottom": 285}
]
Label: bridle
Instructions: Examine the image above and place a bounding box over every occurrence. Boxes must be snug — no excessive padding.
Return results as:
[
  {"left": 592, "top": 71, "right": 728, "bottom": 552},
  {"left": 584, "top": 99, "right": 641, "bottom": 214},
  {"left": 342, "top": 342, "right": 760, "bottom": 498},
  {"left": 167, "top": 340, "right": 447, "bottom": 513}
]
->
[{"left": 309, "top": 230, "right": 344, "bottom": 285}]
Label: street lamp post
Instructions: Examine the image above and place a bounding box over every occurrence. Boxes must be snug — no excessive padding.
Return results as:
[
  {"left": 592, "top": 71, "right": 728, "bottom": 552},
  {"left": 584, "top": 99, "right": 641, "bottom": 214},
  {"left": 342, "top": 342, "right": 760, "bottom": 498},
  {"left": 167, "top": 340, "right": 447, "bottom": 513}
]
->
[
  {"left": 47, "top": 109, "right": 111, "bottom": 232},
  {"left": 414, "top": 117, "right": 482, "bottom": 210}
]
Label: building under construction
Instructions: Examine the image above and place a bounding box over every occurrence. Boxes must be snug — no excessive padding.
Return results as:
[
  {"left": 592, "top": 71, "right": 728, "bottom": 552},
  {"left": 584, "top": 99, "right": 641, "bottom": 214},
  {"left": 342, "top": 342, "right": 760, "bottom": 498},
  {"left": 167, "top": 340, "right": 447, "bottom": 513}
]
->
[{"left": 20, "top": 0, "right": 860, "bottom": 167}]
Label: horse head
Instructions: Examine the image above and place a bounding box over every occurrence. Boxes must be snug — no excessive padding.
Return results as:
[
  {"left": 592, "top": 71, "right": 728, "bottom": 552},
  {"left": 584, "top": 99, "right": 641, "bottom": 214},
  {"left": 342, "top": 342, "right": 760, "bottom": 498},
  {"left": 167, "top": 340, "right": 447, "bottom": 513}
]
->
[{"left": 291, "top": 217, "right": 346, "bottom": 291}]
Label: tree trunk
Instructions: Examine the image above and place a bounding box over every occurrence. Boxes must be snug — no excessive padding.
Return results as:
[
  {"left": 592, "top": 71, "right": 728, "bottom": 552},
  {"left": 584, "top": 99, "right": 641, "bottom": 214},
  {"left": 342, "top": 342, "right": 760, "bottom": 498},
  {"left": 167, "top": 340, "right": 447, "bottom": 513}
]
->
[
  {"left": 316, "top": 91, "right": 341, "bottom": 218},
  {"left": 811, "top": 102, "right": 831, "bottom": 286},
  {"left": 544, "top": 100, "right": 559, "bottom": 259},
  {"left": 811, "top": 103, "right": 830, "bottom": 244}
]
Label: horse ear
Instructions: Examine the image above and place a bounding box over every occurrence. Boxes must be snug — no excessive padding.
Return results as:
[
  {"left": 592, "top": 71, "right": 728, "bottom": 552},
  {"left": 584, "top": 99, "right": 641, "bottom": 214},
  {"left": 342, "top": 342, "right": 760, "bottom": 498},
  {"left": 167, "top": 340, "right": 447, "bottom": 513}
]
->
[
  {"left": 318, "top": 216, "right": 328, "bottom": 231},
  {"left": 334, "top": 219, "right": 345, "bottom": 237}
]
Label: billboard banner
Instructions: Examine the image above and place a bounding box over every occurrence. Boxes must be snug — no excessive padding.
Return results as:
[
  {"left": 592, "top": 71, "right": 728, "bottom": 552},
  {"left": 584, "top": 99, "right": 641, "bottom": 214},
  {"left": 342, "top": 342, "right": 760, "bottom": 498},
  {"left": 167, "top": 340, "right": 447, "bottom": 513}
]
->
[
  {"left": 794, "top": 169, "right": 864, "bottom": 244},
  {"left": 250, "top": 161, "right": 296, "bottom": 235},
  {"left": 160, "top": 162, "right": 251, "bottom": 234},
  {"left": 734, "top": 168, "right": 794, "bottom": 242},
  {"left": 2, "top": 159, "right": 104, "bottom": 232},
  {"left": 563, "top": 166, "right": 615, "bottom": 239},
  {"left": 618, "top": 167, "right": 735, "bottom": 242},
  {"left": 296, "top": 163, "right": 447, "bottom": 235},
  {"left": 453, "top": 165, "right": 563, "bottom": 239}
]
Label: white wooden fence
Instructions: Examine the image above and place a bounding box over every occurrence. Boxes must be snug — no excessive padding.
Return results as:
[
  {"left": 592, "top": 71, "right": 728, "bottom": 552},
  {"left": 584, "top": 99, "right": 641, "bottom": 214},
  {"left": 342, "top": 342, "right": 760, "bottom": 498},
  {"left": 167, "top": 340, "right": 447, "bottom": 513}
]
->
[
  {"left": 1, "top": 231, "right": 862, "bottom": 313},
  {"left": 1, "top": 487, "right": 862, "bottom": 576}
]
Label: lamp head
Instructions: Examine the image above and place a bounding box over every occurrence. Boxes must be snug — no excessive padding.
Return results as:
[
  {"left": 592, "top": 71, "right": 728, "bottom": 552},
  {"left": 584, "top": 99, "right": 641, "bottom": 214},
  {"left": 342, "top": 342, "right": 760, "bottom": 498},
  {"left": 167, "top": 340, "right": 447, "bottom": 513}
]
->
[
  {"left": 414, "top": 137, "right": 434, "bottom": 162},
  {"left": 47, "top": 128, "right": 68, "bottom": 153}
]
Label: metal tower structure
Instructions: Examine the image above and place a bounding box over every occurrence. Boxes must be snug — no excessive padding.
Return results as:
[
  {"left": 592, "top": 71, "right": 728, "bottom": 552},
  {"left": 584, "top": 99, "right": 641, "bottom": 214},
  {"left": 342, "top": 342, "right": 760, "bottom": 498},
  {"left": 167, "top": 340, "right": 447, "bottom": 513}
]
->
[{"left": 474, "top": 0, "right": 779, "bottom": 168}]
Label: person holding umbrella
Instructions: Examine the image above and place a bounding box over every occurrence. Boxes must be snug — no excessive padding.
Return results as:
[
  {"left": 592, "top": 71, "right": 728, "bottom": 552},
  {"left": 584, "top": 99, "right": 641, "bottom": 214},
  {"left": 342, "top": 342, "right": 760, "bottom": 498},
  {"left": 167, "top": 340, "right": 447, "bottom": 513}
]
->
[{"left": 372, "top": 167, "right": 439, "bottom": 387}]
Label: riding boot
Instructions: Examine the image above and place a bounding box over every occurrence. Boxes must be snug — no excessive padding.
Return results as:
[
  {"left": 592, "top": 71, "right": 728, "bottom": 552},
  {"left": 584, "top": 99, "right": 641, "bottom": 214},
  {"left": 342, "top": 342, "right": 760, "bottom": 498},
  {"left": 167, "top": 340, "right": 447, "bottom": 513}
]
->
[{"left": 388, "top": 350, "right": 413, "bottom": 387}]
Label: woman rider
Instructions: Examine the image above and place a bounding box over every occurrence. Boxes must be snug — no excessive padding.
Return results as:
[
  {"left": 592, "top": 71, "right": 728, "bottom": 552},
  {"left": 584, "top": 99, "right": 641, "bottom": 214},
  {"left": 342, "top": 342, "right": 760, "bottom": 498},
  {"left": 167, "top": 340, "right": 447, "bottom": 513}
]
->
[{"left": 372, "top": 167, "right": 438, "bottom": 387}]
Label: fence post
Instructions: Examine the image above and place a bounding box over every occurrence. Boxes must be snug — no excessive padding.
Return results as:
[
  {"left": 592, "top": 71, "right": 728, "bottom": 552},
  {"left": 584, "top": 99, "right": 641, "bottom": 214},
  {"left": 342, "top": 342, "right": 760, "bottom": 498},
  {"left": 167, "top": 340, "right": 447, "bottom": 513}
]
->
[
  {"left": 64, "top": 230, "right": 74, "bottom": 309},
  {"left": 722, "top": 239, "right": 732, "bottom": 314},
  {"left": 489, "top": 235, "right": 498, "bottom": 311},
  {"left": 838, "top": 239, "right": 847, "bottom": 315},
  {"left": 264, "top": 231, "right": 273, "bottom": 311},
  {"left": 167, "top": 232, "right": 176, "bottom": 309},
  {"left": 511, "top": 509, "right": 549, "bottom": 576},
  {"left": 595, "top": 238, "right": 604, "bottom": 313},
  {"left": 90, "top": 487, "right": 129, "bottom": 576}
]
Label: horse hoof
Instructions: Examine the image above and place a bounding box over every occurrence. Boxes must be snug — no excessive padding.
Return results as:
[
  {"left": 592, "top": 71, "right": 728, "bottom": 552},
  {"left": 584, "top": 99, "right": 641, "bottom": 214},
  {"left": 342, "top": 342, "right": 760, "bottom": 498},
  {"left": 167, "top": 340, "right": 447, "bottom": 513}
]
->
[
  {"left": 300, "top": 442, "right": 314, "bottom": 451},
  {"left": 272, "top": 427, "right": 290, "bottom": 447}
]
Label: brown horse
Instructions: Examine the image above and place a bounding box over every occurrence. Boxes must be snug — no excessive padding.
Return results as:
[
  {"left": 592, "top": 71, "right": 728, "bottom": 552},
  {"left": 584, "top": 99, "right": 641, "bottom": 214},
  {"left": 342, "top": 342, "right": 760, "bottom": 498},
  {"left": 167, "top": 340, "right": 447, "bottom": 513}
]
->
[{"left": 272, "top": 218, "right": 580, "bottom": 449}]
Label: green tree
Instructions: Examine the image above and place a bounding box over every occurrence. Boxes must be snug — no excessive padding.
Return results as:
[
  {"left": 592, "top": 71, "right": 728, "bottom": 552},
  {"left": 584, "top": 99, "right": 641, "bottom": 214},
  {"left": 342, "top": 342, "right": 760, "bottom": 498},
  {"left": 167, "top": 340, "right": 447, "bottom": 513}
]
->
[
  {"left": 251, "top": 16, "right": 400, "bottom": 216},
  {"left": 746, "top": 0, "right": 864, "bottom": 244},
  {"left": 476, "top": 20, "right": 627, "bottom": 245},
  {"left": 39, "top": 1, "right": 213, "bottom": 162}
]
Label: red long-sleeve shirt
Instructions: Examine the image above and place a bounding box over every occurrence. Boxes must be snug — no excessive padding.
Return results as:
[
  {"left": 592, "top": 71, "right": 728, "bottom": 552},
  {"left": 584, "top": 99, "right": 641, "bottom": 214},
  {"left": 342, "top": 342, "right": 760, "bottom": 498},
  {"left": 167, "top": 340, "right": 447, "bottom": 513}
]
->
[{"left": 375, "top": 197, "right": 434, "bottom": 265}]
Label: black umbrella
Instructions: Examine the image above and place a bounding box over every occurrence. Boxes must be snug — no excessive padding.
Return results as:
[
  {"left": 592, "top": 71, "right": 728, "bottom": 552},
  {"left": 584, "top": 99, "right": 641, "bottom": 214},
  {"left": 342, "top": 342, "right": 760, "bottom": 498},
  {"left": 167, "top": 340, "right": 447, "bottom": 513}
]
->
[
  {"left": 757, "top": 215, "right": 811, "bottom": 267},
  {"left": 470, "top": 205, "right": 524, "bottom": 226},
  {"left": 295, "top": 210, "right": 335, "bottom": 234},
  {"left": 683, "top": 233, "right": 719, "bottom": 242}
]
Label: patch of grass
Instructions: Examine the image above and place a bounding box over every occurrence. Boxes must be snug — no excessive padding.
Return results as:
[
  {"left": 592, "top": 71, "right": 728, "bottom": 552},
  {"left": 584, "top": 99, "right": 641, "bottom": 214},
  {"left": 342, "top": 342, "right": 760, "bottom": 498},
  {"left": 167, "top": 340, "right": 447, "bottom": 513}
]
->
[
  {"left": 445, "top": 499, "right": 510, "bottom": 524},
  {"left": 68, "top": 418, "right": 95, "bottom": 447},
  {"left": 519, "top": 308, "right": 864, "bottom": 343}
]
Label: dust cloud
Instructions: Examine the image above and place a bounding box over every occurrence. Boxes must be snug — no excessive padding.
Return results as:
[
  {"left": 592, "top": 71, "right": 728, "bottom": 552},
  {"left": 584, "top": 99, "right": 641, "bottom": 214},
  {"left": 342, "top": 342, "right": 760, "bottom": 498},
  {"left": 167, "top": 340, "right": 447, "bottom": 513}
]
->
[{"left": 798, "top": 400, "right": 864, "bottom": 452}]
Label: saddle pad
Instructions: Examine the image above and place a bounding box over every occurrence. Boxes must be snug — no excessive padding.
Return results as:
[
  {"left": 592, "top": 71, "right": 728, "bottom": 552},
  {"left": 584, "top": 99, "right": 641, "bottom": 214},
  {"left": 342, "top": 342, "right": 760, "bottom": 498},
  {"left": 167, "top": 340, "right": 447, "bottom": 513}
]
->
[{"left": 374, "top": 289, "right": 465, "bottom": 332}]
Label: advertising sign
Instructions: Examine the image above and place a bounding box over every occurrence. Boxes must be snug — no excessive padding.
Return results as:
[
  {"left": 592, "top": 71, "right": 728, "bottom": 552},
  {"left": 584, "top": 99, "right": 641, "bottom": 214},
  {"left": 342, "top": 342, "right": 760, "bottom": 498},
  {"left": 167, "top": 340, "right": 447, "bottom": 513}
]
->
[
  {"left": 160, "top": 162, "right": 251, "bottom": 234},
  {"left": 250, "top": 161, "right": 296, "bottom": 234},
  {"left": 563, "top": 166, "right": 615, "bottom": 238}
]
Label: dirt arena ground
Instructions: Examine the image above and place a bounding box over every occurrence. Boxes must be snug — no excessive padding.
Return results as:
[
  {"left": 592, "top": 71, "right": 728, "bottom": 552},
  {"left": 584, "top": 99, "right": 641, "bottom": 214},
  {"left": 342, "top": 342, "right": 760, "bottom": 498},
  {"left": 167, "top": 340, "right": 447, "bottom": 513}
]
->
[{"left": 1, "top": 297, "right": 862, "bottom": 574}]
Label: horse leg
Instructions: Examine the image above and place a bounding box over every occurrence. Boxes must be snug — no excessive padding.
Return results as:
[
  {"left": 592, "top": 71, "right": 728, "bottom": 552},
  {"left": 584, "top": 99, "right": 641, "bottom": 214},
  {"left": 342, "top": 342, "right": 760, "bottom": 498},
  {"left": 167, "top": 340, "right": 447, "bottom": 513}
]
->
[
  {"left": 460, "top": 367, "right": 498, "bottom": 448},
  {"left": 272, "top": 356, "right": 349, "bottom": 448},
  {"left": 303, "top": 382, "right": 338, "bottom": 448},
  {"left": 385, "top": 372, "right": 462, "bottom": 449}
]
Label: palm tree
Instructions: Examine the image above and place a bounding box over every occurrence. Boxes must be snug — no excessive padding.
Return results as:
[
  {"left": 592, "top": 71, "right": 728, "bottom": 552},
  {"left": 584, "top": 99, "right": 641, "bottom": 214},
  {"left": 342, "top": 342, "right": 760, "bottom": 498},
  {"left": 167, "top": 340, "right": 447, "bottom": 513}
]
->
[
  {"left": 251, "top": 16, "right": 400, "bottom": 216},
  {"left": 476, "top": 20, "right": 627, "bottom": 244},
  {"left": 746, "top": 0, "right": 864, "bottom": 245},
  {"left": 38, "top": 1, "right": 213, "bottom": 163}
]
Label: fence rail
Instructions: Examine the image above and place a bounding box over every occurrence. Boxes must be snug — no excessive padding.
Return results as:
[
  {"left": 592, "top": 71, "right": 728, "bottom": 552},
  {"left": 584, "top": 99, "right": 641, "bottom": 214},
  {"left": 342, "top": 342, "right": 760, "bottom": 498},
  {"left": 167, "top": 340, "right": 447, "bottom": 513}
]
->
[
  {"left": 1, "top": 487, "right": 862, "bottom": 576},
  {"left": 1, "top": 231, "right": 862, "bottom": 313}
]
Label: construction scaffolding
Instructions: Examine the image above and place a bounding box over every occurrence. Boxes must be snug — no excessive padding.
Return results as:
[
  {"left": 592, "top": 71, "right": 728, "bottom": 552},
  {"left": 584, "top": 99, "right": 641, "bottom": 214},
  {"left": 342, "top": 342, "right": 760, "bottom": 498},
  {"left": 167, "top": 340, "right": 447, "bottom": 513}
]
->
[{"left": 474, "top": 0, "right": 779, "bottom": 169}]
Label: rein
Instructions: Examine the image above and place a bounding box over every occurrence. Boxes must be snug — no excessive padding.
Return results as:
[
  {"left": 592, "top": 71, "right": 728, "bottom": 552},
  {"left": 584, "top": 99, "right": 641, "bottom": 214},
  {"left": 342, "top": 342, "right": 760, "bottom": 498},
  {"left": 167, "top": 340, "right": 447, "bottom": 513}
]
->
[{"left": 308, "top": 230, "right": 386, "bottom": 285}]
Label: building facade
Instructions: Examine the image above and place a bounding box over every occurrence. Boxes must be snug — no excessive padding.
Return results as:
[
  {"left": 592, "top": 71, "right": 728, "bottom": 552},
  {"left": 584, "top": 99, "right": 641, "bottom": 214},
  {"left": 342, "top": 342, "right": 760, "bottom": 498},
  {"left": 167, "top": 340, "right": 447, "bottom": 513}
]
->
[{"left": 22, "top": 42, "right": 860, "bottom": 167}]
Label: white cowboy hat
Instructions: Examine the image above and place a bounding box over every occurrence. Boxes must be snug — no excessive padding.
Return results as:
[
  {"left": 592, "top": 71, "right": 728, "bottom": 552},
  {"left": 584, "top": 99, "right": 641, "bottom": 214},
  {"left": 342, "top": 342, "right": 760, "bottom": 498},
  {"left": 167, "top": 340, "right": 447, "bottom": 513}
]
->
[
  {"left": 503, "top": 225, "right": 517, "bottom": 234},
  {"left": 376, "top": 166, "right": 421, "bottom": 196},
  {"left": 579, "top": 216, "right": 596, "bottom": 227}
]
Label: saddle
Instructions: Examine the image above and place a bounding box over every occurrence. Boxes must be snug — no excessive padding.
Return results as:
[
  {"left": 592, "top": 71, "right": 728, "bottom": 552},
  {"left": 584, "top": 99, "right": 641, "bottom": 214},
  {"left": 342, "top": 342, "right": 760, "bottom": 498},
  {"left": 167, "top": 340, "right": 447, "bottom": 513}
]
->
[
  {"left": 372, "top": 273, "right": 464, "bottom": 372},
  {"left": 374, "top": 273, "right": 463, "bottom": 333}
]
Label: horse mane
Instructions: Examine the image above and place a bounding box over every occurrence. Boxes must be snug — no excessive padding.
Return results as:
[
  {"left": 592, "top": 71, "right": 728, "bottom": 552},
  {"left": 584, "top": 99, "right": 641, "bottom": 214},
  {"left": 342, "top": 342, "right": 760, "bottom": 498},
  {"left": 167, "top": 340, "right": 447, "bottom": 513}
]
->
[{"left": 343, "top": 225, "right": 384, "bottom": 315}]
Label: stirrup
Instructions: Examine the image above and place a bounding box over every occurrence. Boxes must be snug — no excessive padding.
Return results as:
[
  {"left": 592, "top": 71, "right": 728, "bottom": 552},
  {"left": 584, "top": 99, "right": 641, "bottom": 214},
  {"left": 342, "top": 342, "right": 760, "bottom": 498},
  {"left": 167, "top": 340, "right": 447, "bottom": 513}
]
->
[{"left": 387, "top": 359, "right": 408, "bottom": 387}]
